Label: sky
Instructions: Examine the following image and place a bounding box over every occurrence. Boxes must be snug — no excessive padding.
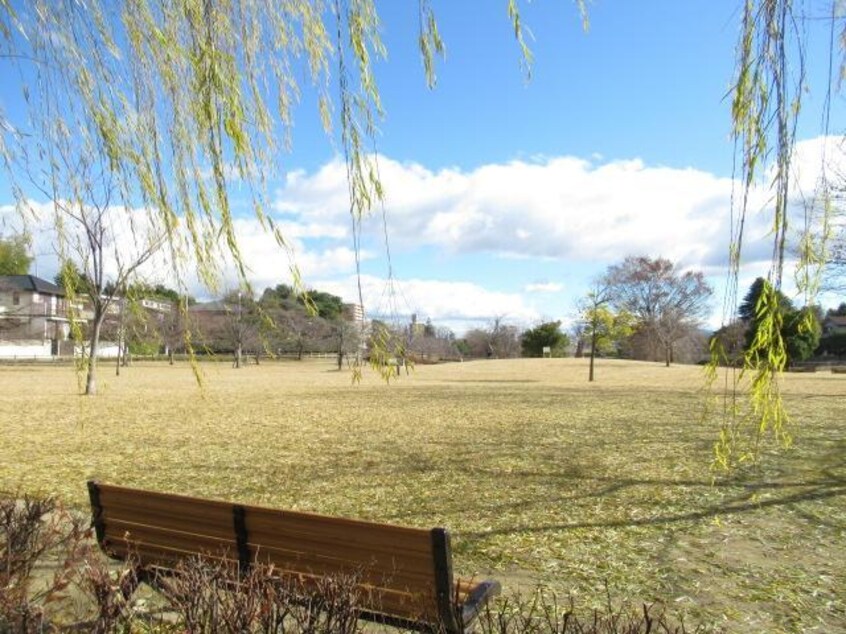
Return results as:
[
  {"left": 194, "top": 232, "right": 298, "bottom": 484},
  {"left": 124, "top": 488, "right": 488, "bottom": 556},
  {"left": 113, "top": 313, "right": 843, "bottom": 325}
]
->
[{"left": 1, "top": 1, "right": 844, "bottom": 334}]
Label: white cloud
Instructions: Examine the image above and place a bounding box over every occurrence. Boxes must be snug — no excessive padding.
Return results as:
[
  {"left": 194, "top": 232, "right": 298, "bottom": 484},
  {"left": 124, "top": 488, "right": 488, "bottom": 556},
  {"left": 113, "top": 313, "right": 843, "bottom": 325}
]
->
[
  {"left": 0, "top": 200, "right": 366, "bottom": 299},
  {"left": 271, "top": 151, "right": 789, "bottom": 271},
  {"left": 780, "top": 136, "right": 845, "bottom": 197},
  {"left": 182, "top": 217, "right": 368, "bottom": 298},
  {"left": 0, "top": 199, "right": 172, "bottom": 283},
  {"left": 525, "top": 282, "right": 563, "bottom": 293},
  {"left": 312, "top": 274, "right": 540, "bottom": 333},
  {"left": 272, "top": 137, "right": 845, "bottom": 273},
  {"left": 6, "top": 136, "right": 842, "bottom": 326}
]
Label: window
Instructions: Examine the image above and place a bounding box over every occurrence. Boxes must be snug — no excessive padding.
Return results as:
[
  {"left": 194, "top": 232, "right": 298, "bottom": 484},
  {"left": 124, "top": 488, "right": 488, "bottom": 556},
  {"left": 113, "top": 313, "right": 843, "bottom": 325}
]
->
[{"left": 12, "top": 292, "right": 20, "bottom": 306}]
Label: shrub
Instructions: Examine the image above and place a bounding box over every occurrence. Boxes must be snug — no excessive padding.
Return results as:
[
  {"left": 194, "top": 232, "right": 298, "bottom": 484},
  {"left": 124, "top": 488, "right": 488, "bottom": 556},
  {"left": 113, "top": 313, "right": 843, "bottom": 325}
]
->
[
  {"left": 0, "top": 493, "right": 89, "bottom": 632},
  {"left": 475, "top": 590, "right": 700, "bottom": 634}
]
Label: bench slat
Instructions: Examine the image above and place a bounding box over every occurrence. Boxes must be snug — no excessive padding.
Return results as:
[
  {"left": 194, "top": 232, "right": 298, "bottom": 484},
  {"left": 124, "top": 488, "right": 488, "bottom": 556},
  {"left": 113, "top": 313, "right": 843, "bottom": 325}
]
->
[
  {"left": 104, "top": 540, "right": 232, "bottom": 569},
  {"left": 245, "top": 507, "right": 433, "bottom": 554},
  {"left": 99, "top": 484, "right": 427, "bottom": 537},
  {"left": 100, "top": 519, "right": 238, "bottom": 558},
  {"left": 99, "top": 490, "right": 233, "bottom": 529},
  {"left": 245, "top": 524, "right": 433, "bottom": 569},
  {"left": 100, "top": 504, "right": 234, "bottom": 540},
  {"left": 248, "top": 544, "right": 436, "bottom": 589}
]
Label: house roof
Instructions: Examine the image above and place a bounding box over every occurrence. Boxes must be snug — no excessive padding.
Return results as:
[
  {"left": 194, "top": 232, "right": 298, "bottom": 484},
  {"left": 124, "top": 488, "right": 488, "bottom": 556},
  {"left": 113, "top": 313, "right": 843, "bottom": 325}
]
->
[
  {"left": 825, "top": 315, "right": 846, "bottom": 327},
  {"left": 0, "top": 275, "right": 65, "bottom": 296}
]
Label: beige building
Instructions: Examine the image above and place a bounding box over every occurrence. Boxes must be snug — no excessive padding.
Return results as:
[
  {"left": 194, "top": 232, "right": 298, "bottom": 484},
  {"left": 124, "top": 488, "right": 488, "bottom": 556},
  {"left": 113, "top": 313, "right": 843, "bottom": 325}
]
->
[{"left": 0, "top": 275, "right": 77, "bottom": 356}]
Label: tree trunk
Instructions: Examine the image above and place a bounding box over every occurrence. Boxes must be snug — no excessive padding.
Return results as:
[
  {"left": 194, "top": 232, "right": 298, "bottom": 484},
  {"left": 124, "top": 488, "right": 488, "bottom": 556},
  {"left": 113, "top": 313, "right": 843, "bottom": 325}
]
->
[
  {"left": 665, "top": 343, "right": 672, "bottom": 367},
  {"left": 589, "top": 328, "right": 598, "bottom": 382},
  {"left": 86, "top": 317, "right": 103, "bottom": 395}
]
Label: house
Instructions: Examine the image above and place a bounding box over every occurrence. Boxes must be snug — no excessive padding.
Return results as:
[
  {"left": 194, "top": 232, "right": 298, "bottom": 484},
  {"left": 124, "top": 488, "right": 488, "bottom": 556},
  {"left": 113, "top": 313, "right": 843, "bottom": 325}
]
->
[
  {"left": 0, "top": 275, "right": 78, "bottom": 357},
  {"left": 822, "top": 314, "right": 846, "bottom": 336}
]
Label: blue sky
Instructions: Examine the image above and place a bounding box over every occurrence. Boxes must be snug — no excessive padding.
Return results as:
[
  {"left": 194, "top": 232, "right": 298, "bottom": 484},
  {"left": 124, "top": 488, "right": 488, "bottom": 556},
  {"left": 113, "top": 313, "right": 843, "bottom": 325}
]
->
[{"left": 1, "top": 1, "right": 843, "bottom": 334}]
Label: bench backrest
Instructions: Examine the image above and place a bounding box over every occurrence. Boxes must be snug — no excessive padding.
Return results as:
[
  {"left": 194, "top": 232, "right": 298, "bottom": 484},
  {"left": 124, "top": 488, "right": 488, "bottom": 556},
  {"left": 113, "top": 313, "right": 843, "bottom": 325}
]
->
[{"left": 87, "top": 481, "right": 459, "bottom": 628}]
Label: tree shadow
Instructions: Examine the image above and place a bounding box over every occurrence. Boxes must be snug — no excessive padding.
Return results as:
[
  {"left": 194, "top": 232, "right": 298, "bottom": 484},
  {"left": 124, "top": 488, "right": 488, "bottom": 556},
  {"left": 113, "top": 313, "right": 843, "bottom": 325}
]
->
[
  {"left": 463, "top": 482, "right": 846, "bottom": 540},
  {"left": 457, "top": 438, "right": 846, "bottom": 539}
]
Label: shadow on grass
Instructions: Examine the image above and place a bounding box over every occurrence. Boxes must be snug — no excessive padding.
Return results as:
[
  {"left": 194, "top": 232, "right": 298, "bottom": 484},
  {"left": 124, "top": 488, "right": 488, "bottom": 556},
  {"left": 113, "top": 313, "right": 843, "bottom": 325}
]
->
[
  {"left": 461, "top": 439, "right": 846, "bottom": 538},
  {"left": 465, "top": 482, "right": 846, "bottom": 539}
]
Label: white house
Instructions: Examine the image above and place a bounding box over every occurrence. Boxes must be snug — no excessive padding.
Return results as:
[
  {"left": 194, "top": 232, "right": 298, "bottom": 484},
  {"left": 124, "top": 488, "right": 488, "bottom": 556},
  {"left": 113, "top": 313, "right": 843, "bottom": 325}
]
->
[{"left": 0, "top": 275, "right": 77, "bottom": 357}]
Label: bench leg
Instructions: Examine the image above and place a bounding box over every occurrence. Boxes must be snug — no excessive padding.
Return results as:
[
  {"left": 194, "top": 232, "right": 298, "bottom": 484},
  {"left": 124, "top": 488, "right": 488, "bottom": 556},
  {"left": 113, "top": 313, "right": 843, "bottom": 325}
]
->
[{"left": 117, "top": 566, "right": 144, "bottom": 602}]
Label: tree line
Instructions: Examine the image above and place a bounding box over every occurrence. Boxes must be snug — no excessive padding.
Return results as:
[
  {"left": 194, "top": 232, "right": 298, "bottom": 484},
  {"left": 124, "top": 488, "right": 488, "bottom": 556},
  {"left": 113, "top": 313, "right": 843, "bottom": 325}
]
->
[{"left": 3, "top": 237, "right": 843, "bottom": 381}]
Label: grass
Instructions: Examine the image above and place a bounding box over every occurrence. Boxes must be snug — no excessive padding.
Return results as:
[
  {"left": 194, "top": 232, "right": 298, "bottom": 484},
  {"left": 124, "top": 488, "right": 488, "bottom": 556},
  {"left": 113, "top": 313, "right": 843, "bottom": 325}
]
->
[{"left": 0, "top": 357, "right": 843, "bottom": 632}]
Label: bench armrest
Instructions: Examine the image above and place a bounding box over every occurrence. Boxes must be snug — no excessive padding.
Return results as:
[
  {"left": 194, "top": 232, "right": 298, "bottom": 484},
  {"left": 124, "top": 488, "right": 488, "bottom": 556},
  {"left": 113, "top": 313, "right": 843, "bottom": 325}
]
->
[{"left": 461, "top": 580, "right": 502, "bottom": 627}]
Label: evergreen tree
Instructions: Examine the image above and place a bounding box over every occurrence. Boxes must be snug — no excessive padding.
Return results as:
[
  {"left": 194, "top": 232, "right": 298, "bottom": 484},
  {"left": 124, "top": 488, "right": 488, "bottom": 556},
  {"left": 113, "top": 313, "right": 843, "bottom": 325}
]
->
[{"left": 521, "top": 321, "right": 569, "bottom": 358}]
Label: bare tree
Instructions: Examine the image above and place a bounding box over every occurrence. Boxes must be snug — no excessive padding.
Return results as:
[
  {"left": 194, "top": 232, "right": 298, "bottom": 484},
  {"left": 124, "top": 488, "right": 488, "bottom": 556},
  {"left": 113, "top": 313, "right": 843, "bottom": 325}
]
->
[
  {"left": 329, "top": 318, "right": 362, "bottom": 370},
  {"left": 189, "top": 291, "right": 264, "bottom": 366},
  {"left": 459, "top": 317, "right": 520, "bottom": 359},
  {"left": 604, "top": 256, "right": 712, "bottom": 367},
  {"left": 56, "top": 184, "right": 163, "bottom": 394},
  {"left": 488, "top": 316, "right": 521, "bottom": 359},
  {"left": 162, "top": 299, "right": 189, "bottom": 365},
  {"left": 8, "top": 38, "right": 166, "bottom": 395}
]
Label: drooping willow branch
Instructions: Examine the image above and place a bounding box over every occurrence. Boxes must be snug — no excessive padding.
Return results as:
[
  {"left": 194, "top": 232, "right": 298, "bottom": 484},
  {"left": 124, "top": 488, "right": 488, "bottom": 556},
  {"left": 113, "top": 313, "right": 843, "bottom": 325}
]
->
[{"left": 708, "top": 0, "right": 840, "bottom": 470}]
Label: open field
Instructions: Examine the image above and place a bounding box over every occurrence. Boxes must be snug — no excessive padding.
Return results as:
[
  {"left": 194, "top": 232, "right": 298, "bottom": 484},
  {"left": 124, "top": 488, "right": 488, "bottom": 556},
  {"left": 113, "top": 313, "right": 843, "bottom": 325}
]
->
[{"left": 0, "top": 358, "right": 844, "bottom": 632}]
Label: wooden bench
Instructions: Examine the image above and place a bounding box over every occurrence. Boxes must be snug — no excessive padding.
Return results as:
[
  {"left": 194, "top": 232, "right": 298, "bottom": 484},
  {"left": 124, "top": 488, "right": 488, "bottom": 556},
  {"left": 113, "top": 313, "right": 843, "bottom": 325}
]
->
[{"left": 87, "top": 481, "right": 500, "bottom": 633}]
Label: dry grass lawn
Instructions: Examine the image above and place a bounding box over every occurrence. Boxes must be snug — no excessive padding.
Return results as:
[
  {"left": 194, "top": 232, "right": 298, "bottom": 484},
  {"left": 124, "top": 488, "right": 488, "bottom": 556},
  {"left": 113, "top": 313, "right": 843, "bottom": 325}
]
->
[{"left": 0, "top": 358, "right": 844, "bottom": 632}]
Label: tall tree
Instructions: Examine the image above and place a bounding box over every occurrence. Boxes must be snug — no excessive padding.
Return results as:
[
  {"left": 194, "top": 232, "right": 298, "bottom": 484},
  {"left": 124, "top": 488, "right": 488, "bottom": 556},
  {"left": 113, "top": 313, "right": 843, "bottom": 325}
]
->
[
  {"left": 738, "top": 277, "right": 793, "bottom": 325},
  {"left": 0, "top": 235, "right": 32, "bottom": 275},
  {"left": 783, "top": 306, "right": 822, "bottom": 364},
  {"left": 521, "top": 321, "right": 568, "bottom": 358},
  {"left": 605, "top": 256, "right": 712, "bottom": 367},
  {"left": 299, "top": 290, "right": 344, "bottom": 320}
]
